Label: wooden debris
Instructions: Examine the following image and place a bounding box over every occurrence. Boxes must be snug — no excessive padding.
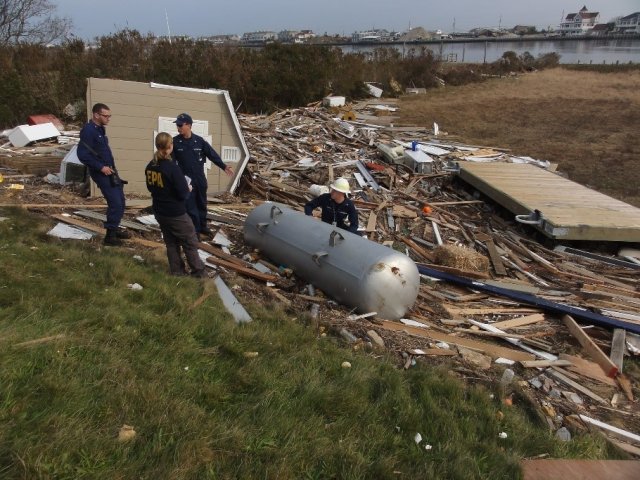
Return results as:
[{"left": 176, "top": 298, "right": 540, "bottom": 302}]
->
[{"left": 562, "top": 315, "right": 619, "bottom": 378}]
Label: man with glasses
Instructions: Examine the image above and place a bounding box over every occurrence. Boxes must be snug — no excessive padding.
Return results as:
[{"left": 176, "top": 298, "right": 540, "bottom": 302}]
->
[{"left": 77, "top": 103, "right": 129, "bottom": 246}]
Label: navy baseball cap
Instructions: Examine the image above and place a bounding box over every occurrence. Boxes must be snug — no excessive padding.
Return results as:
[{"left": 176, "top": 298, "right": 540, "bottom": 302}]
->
[{"left": 174, "top": 113, "right": 193, "bottom": 126}]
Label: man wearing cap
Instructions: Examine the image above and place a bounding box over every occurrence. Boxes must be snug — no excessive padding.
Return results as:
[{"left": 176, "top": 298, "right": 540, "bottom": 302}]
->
[
  {"left": 172, "top": 113, "right": 233, "bottom": 236},
  {"left": 304, "top": 177, "right": 359, "bottom": 234}
]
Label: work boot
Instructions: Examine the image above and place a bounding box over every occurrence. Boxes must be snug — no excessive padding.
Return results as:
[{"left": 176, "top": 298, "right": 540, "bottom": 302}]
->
[
  {"left": 115, "top": 228, "right": 131, "bottom": 239},
  {"left": 190, "top": 269, "right": 208, "bottom": 279},
  {"left": 103, "top": 229, "right": 123, "bottom": 246}
]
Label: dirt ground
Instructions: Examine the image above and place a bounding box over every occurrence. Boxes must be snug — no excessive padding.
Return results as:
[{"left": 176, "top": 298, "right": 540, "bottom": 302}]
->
[{"left": 398, "top": 68, "right": 640, "bottom": 207}]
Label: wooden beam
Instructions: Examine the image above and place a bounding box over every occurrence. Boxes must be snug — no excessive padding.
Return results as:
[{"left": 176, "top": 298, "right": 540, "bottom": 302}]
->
[
  {"left": 205, "top": 256, "right": 279, "bottom": 283},
  {"left": 378, "top": 320, "right": 535, "bottom": 361},
  {"left": 485, "top": 238, "right": 507, "bottom": 276},
  {"left": 562, "top": 315, "right": 618, "bottom": 378},
  {"left": 491, "top": 313, "right": 546, "bottom": 329},
  {"left": 547, "top": 369, "right": 609, "bottom": 405},
  {"left": 558, "top": 354, "right": 617, "bottom": 387},
  {"left": 520, "top": 359, "right": 573, "bottom": 368}
]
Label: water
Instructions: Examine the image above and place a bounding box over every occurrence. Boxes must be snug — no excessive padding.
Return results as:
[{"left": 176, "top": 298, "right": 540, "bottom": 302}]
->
[{"left": 341, "top": 38, "right": 640, "bottom": 65}]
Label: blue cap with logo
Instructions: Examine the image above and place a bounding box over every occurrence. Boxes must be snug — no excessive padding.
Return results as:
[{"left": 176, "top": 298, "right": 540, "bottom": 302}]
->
[{"left": 173, "top": 113, "right": 193, "bottom": 126}]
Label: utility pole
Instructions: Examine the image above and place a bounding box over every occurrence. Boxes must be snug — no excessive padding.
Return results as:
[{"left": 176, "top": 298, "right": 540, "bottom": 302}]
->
[
  {"left": 165, "top": 9, "right": 172, "bottom": 44},
  {"left": 498, "top": 15, "right": 502, "bottom": 31},
  {"left": 452, "top": 17, "right": 456, "bottom": 34}
]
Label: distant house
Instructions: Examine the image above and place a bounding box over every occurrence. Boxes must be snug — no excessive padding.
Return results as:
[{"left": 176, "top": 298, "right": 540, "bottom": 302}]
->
[
  {"left": 512, "top": 25, "right": 536, "bottom": 35},
  {"left": 241, "top": 31, "right": 277, "bottom": 44},
  {"left": 589, "top": 23, "right": 610, "bottom": 36},
  {"left": 352, "top": 29, "right": 391, "bottom": 43},
  {"left": 559, "top": 6, "right": 600, "bottom": 36},
  {"left": 614, "top": 12, "right": 640, "bottom": 35}
]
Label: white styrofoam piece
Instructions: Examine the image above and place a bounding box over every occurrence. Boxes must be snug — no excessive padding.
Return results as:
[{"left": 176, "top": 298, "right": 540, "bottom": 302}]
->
[
  {"left": 322, "top": 96, "right": 346, "bottom": 107},
  {"left": 9, "top": 123, "right": 60, "bottom": 147}
]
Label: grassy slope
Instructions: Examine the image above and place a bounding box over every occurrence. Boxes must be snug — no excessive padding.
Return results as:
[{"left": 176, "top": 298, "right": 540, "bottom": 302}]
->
[
  {"left": 398, "top": 67, "right": 640, "bottom": 207},
  {"left": 0, "top": 211, "right": 623, "bottom": 479}
]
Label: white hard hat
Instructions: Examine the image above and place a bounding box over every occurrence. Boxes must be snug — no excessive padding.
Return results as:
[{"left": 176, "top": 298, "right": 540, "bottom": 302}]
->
[{"left": 330, "top": 177, "right": 351, "bottom": 194}]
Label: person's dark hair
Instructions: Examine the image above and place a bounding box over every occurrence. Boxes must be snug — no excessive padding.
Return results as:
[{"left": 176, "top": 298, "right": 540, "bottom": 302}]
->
[{"left": 92, "top": 103, "right": 110, "bottom": 114}]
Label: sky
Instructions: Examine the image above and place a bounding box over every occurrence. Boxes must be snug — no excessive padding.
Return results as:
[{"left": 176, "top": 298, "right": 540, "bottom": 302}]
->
[{"left": 52, "top": 1, "right": 639, "bottom": 40}]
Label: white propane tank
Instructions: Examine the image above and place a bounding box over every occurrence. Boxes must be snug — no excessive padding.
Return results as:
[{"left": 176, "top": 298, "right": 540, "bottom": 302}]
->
[{"left": 244, "top": 203, "right": 419, "bottom": 319}]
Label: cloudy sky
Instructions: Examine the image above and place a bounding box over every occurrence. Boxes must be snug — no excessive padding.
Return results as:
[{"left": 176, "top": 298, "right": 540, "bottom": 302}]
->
[{"left": 52, "top": 1, "right": 638, "bottom": 39}]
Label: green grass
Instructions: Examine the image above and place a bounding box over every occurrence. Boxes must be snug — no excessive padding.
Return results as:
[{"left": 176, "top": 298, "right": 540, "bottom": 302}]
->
[{"left": 0, "top": 210, "right": 624, "bottom": 479}]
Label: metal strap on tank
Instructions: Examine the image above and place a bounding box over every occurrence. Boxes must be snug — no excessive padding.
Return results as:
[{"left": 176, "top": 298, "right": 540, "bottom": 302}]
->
[
  {"left": 312, "top": 251, "right": 328, "bottom": 266},
  {"left": 270, "top": 205, "right": 283, "bottom": 223},
  {"left": 329, "top": 230, "right": 344, "bottom": 247}
]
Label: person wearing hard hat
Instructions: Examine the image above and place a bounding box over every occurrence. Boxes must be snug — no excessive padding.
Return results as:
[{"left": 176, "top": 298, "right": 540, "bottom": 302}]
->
[{"left": 304, "top": 177, "right": 359, "bottom": 234}]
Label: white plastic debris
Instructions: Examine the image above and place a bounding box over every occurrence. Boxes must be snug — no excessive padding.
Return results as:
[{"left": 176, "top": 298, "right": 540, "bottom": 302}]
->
[
  {"left": 341, "top": 361, "right": 352, "bottom": 369},
  {"left": 47, "top": 223, "right": 94, "bottom": 240},
  {"left": 127, "top": 283, "right": 143, "bottom": 291},
  {"left": 414, "top": 433, "right": 422, "bottom": 444},
  {"left": 133, "top": 255, "right": 144, "bottom": 262},
  {"left": 136, "top": 215, "right": 159, "bottom": 227},
  {"left": 212, "top": 230, "right": 232, "bottom": 247},
  {"left": 495, "top": 358, "right": 515, "bottom": 365},
  {"left": 435, "top": 342, "right": 450, "bottom": 350},
  {"left": 424, "top": 444, "right": 433, "bottom": 451},
  {"left": 498, "top": 432, "right": 508, "bottom": 439}
]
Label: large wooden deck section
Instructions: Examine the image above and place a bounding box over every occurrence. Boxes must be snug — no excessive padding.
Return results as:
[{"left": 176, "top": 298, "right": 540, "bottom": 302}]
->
[{"left": 457, "top": 162, "right": 640, "bottom": 242}]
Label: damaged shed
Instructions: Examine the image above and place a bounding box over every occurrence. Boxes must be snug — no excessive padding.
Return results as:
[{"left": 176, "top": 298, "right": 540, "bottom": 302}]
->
[{"left": 85, "top": 78, "right": 250, "bottom": 197}]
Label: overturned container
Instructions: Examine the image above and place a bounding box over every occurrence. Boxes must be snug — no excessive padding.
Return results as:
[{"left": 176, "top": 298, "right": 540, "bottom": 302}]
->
[{"left": 244, "top": 203, "right": 420, "bottom": 319}]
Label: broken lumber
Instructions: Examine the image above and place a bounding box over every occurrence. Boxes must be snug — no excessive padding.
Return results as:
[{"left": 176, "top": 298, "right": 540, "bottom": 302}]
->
[{"left": 562, "top": 315, "right": 618, "bottom": 378}]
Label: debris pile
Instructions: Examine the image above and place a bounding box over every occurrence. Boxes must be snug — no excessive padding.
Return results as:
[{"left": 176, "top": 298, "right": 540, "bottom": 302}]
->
[{"left": 1, "top": 99, "right": 639, "bottom": 454}]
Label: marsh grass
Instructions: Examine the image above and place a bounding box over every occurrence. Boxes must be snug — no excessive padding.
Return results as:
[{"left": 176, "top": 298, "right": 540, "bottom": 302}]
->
[
  {"left": 399, "top": 67, "right": 640, "bottom": 206},
  {"left": 0, "top": 210, "right": 623, "bottom": 479}
]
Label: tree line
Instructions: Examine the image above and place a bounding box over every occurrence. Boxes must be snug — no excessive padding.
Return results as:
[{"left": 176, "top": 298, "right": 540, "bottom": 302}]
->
[{"left": 0, "top": 28, "right": 559, "bottom": 128}]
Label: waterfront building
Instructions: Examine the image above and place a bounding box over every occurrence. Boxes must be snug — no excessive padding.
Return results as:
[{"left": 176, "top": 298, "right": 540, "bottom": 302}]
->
[
  {"left": 614, "top": 12, "right": 640, "bottom": 35},
  {"left": 559, "top": 6, "right": 600, "bottom": 36}
]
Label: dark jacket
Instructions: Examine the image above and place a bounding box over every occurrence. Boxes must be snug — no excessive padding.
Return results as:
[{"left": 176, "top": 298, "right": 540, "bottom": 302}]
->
[
  {"left": 145, "top": 158, "right": 190, "bottom": 217},
  {"left": 77, "top": 121, "right": 115, "bottom": 172},
  {"left": 304, "top": 193, "right": 359, "bottom": 233},
  {"left": 172, "top": 133, "right": 226, "bottom": 185}
]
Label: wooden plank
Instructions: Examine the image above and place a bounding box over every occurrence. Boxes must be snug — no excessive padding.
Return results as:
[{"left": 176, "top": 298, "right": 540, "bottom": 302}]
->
[
  {"left": 485, "top": 238, "right": 507, "bottom": 276},
  {"left": 521, "top": 460, "right": 640, "bottom": 480},
  {"left": 562, "top": 315, "right": 619, "bottom": 378},
  {"left": 610, "top": 329, "right": 626, "bottom": 373},
  {"left": 558, "top": 354, "right": 617, "bottom": 387},
  {"left": 520, "top": 359, "right": 573, "bottom": 368},
  {"left": 409, "top": 348, "right": 457, "bottom": 356},
  {"left": 578, "top": 414, "right": 640, "bottom": 443},
  {"left": 444, "top": 306, "right": 542, "bottom": 316},
  {"left": 366, "top": 211, "right": 377, "bottom": 232},
  {"left": 491, "top": 313, "right": 546, "bottom": 329},
  {"left": 205, "top": 256, "right": 279, "bottom": 283},
  {"left": 418, "top": 263, "right": 490, "bottom": 280},
  {"left": 378, "top": 320, "right": 535, "bottom": 361},
  {"left": 547, "top": 369, "right": 609, "bottom": 405}
]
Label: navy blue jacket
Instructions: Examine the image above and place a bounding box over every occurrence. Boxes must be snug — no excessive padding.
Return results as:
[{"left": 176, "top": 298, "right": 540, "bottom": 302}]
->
[
  {"left": 304, "top": 193, "right": 359, "bottom": 233},
  {"left": 145, "top": 158, "right": 190, "bottom": 217},
  {"left": 77, "top": 121, "right": 115, "bottom": 172},
  {"left": 172, "top": 133, "right": 226, "bottom": 185}
]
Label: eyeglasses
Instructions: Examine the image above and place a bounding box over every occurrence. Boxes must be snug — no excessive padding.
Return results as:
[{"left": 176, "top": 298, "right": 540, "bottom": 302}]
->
[{"left": 98, "top": 113, "right": 112, "bottom": 118}]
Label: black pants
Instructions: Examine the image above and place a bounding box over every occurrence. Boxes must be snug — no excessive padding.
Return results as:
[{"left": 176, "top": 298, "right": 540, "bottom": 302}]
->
[
  {"left": 186, "top": 181, "right": 208, "bottom": 233},
  {"left": 155, "top": 212, "right": 205, "bottom": 277}
]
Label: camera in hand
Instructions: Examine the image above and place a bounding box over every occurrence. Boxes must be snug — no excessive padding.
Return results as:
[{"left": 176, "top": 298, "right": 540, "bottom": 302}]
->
[{"left": 109, "top": 169, "right": 128, "bottom": 187}]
